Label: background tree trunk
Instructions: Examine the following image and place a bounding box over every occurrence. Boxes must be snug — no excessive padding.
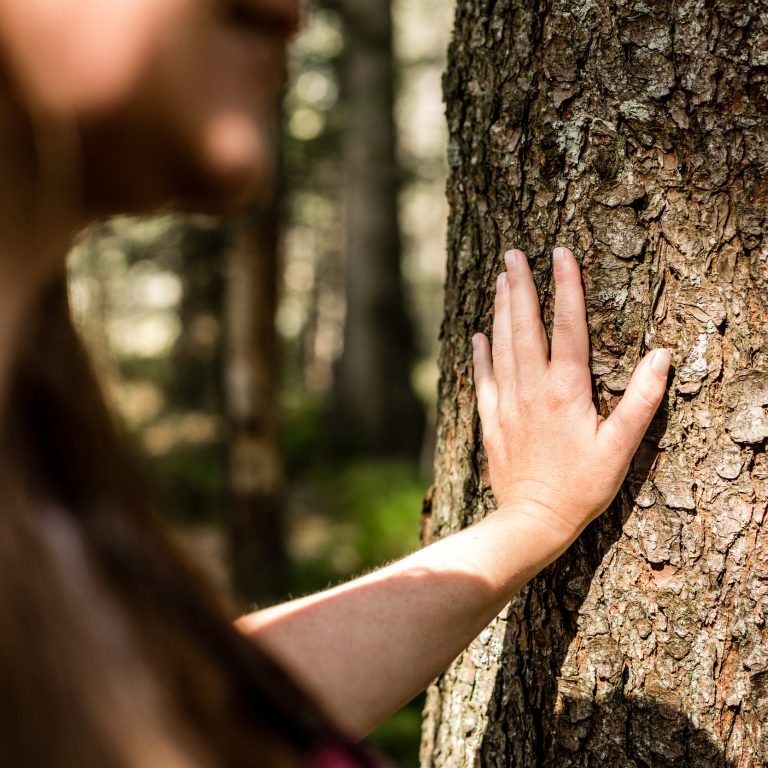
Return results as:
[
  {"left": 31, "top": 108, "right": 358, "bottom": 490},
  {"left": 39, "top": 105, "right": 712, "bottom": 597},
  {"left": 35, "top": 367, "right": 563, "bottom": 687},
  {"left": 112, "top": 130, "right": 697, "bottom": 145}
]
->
[
  {"left": 421, "top": 1, "right": 768, "bottom": 766},
  {"left": 225, "top": 194, "right": 288, "bottom": 607},
  {"left": 331, "top": 0, "right": 424, "bottom": 457},
  {"left": 171, "top": 222, "right": 228, "bottom": 416}
]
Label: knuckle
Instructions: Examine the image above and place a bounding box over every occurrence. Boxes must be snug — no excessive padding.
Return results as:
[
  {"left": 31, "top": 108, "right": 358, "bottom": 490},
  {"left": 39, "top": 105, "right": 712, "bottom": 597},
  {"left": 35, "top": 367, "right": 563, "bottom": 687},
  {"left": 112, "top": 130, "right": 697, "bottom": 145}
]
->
[
  {"left": 634, "top": 382, "right": 661, "bottom": 413},
  {"left": 602, "top": 422, "right": 624, "bottom": 449},
  {"left": 557, "top": 267, "right": 581, "bottom": 288},
  {"left": 496, "top": 406, "right": 513, "bottom": 431},
  {"left": 482, "top": 425, "right": 500, "bottom": 452},
  {"left": 510, "top": 314, "right": 536, "bottom": 337},
  {"left": 553, "top": 312, "right": 578, "bottom": 336},
  {"left": 497, "top": 400, "right": 521, "bottom": 430},
  {"left": 514, "top": 386, "right": 537, "bottom": 414},
  {"left": 472, "top": 364, "right": 490, "bottom": 386},
  {"left": 548, "top": 381, "right": 574, "bottom": 407},
  {"left": 600, "top": 425, "right": 628, "bottom": 459}
]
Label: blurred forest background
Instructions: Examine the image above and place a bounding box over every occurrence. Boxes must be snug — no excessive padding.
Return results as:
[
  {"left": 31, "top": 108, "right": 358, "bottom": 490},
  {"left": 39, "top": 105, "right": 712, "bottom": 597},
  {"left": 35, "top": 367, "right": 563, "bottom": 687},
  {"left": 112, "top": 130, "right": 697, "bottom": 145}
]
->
[{"left": 67, "top": 1, "right": 454, "bottom": 764}]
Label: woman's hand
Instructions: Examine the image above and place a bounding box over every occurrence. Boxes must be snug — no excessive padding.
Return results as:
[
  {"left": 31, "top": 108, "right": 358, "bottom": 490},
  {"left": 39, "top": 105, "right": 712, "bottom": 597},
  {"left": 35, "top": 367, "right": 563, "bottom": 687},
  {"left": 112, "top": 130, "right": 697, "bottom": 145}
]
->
[
  {"left": 472, "top": 246, "right": 671, "bottom": 544},
  {"left": 240, "top": 246, "right": 671, "bottom": 738}
]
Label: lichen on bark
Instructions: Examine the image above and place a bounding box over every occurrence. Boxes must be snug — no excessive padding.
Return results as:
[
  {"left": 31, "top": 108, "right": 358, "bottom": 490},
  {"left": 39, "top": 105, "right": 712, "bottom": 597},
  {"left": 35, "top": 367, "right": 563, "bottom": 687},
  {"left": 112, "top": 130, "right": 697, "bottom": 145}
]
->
[{"left": 421, "top": 1, "right": 768, "bottom": 766}]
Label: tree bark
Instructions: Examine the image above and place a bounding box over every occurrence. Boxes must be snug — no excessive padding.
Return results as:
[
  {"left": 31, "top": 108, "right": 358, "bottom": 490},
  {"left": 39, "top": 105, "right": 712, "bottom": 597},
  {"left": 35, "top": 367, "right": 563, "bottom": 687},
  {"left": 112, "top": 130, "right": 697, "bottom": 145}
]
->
[
  {"left": 421, "top": 2, "right": 768, "bottom": 766},
  {"left": 332, "top": 0, "right": 424, "bottom": 457}
]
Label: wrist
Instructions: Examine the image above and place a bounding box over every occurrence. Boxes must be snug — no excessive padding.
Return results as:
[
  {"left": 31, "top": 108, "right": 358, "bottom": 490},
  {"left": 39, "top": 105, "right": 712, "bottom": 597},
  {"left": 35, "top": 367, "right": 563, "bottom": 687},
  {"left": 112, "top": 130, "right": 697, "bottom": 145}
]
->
[{"left": 492, "top": 499, "right": 584, "bottom": 567}]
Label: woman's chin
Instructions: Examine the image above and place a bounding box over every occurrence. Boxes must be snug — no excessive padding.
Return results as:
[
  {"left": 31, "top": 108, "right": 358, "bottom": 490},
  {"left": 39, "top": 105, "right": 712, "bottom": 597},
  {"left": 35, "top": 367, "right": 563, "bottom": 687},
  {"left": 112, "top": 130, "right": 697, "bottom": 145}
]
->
[
  {"left": 80, "top": 114, "right": 273, "bottom": 218},
  {"left": 195, "top": 116, "right": 272, "bottom": 207}
]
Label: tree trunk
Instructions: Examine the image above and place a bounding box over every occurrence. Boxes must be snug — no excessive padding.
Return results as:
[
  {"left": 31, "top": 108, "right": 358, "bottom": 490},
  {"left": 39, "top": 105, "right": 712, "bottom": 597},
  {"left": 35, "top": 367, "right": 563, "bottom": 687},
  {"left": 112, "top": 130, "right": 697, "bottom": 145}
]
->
[
  {"left": 172, "top": 220, "right": 228, "bottom": 414},
  {"left": 225, "top": 196, "right": 288, "bottom": 607},
  {"left": 421, "top": 2, "right": 768, "bottom": 766},
  {"left": 332, "top": 0, "right": 424, "bottom": 457}
]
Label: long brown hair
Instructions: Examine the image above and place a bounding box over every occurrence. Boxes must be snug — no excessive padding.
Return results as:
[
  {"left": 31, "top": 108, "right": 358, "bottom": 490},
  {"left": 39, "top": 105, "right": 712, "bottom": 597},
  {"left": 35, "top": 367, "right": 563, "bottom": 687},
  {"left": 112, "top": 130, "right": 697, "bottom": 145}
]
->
[{"left": 0, "top": 273, "right": 347, "bottom": 766}]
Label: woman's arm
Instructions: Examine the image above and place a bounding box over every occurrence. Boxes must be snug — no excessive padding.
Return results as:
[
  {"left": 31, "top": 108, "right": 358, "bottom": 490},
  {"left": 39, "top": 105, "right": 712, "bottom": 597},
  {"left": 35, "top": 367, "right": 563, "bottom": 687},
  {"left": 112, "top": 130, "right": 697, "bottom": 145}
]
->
[{"left": 236, "top": 247, "right": 671, "bottom": 739}]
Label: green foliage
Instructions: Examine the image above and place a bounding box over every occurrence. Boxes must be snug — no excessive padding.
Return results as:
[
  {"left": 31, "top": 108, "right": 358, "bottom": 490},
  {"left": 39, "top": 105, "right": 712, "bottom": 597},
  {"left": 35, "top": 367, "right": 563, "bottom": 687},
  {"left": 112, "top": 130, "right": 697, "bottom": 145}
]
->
[
  {"left": 323, "top": 460, "right": 423, "bottom": 562},
  {"left": 286, "top": 457, "right": 425, "bottom": 765},
  {"left": 289, "top": 458, "right": 424, "bottom": 595},
  {"left": 280, "top": 392, "right": 330, "bottom": 472},
  {"left": 141, "top": 441, "right": 225, "bottom": 525},
  {"left": 367, "top": 695, "right": 424, "bottom": 768},
  {"left": 281, "top": 388, "right": 426, "bottom": 765}
]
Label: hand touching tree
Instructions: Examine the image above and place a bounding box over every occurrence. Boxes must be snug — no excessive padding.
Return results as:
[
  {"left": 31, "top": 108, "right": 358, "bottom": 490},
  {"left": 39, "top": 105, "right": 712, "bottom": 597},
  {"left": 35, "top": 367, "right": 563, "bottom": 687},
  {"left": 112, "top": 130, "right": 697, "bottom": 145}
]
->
[
  {"left": 241, "top": 246, "right": 671, "bottom": 737},
  {"left": 472, "top": 247, "right": 670, "bottom": 544}
]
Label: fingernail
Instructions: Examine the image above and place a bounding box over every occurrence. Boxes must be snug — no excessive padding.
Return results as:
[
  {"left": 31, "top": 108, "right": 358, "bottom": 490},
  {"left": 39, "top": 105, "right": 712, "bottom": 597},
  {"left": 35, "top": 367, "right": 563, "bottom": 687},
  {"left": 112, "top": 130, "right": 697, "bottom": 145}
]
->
[
  {"left": 651, "top": 348, "right": 671, "bottom": 376},
  {"left": 472, "top": 334, "right": 480, "bottom": 350},
  {"left": 504, "top": 249, "right": 524, "bottom": 269},
  {"left": 497, "top": 272, "right": 507, "bottom": 290},
  {"left": 553, "top": 246, "right": 568, "bottom": 264}
]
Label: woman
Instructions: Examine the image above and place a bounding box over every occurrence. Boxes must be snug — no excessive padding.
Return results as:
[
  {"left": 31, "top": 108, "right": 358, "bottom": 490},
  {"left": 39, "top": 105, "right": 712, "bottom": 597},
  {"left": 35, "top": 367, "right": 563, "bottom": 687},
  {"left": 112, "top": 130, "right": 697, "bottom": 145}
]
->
[{"left": 0, "top": 1, "right": 672, "bottom": 765}]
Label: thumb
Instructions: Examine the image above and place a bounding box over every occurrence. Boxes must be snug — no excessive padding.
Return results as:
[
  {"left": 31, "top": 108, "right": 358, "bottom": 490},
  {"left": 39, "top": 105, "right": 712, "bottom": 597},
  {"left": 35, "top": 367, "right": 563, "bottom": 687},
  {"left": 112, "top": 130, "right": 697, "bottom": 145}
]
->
[{"left": 598, "top": 349, "right": 671, "bottom": 463}]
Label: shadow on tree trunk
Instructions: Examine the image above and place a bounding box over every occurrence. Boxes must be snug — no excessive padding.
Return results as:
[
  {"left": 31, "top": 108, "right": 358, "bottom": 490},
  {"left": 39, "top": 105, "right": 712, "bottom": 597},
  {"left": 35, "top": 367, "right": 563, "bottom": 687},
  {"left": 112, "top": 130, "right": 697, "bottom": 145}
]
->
[
  {"left": 478, "top": 643, "right": 734, "bottom": 766},
  {"left": 471, "top": 394, "right": 734, "bottom": 766},
  {"left": 422, "top": 0, "right": 768, "bottom": 761}
]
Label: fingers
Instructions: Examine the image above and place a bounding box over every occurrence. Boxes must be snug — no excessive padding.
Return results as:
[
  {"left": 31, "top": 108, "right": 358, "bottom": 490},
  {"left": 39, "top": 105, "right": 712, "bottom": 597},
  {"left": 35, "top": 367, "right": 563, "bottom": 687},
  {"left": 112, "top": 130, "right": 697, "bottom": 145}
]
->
[
  {"left": 472, "top": 333, "right": 497, "bottom": 426},
  {"left": 550, "top": 247, "right": 590, "bottom": 382},
  {"left": 598, "top": 349, "right": 671, "bottom": 463},
  {"left": 504, "top": 249, "right": 549, "bottom": 374},
  {"left": 492, "top": 272, "right": 514, "bottom": 380}
]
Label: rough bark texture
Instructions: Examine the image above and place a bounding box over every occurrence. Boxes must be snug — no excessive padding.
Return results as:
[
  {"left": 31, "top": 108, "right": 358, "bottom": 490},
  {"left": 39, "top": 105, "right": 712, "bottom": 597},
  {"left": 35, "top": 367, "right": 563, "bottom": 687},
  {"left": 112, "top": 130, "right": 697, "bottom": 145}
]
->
[
  {"left": 421, "top": 2, "right": 768, "bottom": 766},
  {"left": 332, "top": 0, "right": 424, "bottom": 457}
]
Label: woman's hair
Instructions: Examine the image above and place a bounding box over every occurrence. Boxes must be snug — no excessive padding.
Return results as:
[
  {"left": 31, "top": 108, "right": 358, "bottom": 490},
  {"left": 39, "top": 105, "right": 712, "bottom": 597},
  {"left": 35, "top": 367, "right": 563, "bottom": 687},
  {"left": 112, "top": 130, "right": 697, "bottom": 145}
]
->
[{"left": 0, "top": 273, "right": 352, "bottom": 766}]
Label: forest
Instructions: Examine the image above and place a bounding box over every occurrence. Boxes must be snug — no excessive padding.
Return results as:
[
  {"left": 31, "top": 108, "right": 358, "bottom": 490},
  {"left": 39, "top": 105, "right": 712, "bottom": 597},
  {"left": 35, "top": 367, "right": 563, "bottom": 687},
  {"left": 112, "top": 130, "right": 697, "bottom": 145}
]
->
[{"left": 69, "top": 0, "right": 768, "bottom": 766}]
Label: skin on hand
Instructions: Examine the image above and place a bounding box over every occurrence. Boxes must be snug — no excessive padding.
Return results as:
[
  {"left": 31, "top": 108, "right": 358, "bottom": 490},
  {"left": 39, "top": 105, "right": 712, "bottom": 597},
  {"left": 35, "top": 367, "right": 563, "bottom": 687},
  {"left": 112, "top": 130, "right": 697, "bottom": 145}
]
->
[
  {"left": 238, "top": 246, "right": 672, "bottom": 738},
  {"left": 473, "top": 246, "right": 671, "bottom": 544}
]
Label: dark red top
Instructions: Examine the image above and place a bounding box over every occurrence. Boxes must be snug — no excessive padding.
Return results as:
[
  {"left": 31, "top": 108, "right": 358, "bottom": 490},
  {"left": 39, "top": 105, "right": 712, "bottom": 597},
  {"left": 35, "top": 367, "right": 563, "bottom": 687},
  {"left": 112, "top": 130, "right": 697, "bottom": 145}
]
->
[{"left": 307, "top": 738, "right": 391, "bottom": 767}]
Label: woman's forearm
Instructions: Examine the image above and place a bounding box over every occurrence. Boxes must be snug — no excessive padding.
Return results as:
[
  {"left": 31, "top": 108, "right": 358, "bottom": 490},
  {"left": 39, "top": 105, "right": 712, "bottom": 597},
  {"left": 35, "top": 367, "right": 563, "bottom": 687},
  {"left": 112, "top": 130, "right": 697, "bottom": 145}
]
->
[
  {"left": 237, "top": 247, "right": 670, "bottom": 740},
  {"left": 236, "top": 503, "right": 573, "bottom": 738}
]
